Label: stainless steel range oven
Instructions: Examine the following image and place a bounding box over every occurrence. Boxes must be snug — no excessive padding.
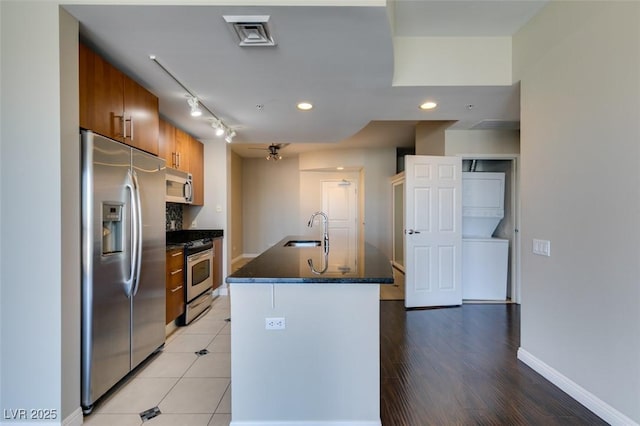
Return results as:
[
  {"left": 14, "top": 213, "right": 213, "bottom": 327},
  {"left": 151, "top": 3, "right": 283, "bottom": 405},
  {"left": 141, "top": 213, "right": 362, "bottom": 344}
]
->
[{"left": 184, "top": 240, "right": 214, "bottom": 324}]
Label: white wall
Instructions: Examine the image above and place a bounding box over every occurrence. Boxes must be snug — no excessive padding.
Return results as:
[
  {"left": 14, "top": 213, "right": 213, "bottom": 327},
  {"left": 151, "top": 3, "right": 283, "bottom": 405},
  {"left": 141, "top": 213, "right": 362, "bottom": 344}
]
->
[
  {"left": 445, "top": 129, "right": 520, "bottom": 156},
  {"left": 59, "top": 7, "right": 81, "bottom": 422},
  {"left": 185, "top": 138, "right": 230, "bottom": 280},
  {"left": 0, "top": 0, "right": 4, "bottom": 411},
  {"left": 514, "top": 1, "right": 640, "bottom": 423},
  {"left": 230, "top": 283, "right": 380, "bottom": 424},
  {"left": 393, "top": 36, "right": 512, "bottom": 86},
  {"left": 0, "top": 2, "right": 78, "bottom": 422}
]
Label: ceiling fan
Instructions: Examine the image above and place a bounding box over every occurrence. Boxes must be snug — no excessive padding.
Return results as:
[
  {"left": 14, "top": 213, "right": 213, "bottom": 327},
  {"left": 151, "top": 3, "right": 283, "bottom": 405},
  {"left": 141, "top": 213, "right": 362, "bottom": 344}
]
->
[{"left": 249, "top": 143, "right": 288, "bottom": 161}]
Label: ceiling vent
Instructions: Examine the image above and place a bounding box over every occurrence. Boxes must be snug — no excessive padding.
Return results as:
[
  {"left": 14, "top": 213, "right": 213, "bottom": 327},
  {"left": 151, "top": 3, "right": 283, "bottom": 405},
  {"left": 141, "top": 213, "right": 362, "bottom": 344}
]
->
[
  {"left": 224, "top": 15, "right": 276, "bottom": 47},
  {"left": 471, "top": 120, "right": 520, "bottom": 130}
]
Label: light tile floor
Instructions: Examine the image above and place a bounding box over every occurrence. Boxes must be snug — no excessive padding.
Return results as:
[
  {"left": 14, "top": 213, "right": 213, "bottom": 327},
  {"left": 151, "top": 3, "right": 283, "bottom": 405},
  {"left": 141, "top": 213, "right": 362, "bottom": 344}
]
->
[{"left": 83, "top": 296, "right": 232, "bottom": 426}]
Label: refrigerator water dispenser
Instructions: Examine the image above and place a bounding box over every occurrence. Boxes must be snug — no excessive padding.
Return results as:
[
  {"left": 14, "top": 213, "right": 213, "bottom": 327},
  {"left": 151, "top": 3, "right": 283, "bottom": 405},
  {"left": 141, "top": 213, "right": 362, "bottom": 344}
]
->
[{"left": 102, "top": 203, "right": 123, "bottom": 255}]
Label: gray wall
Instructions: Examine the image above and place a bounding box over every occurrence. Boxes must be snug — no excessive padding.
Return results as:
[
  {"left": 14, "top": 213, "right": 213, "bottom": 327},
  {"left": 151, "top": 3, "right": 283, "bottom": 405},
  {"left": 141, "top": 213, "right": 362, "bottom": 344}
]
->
[
  {"left": 1, "top": 2, "right": 80, "bottom": 421},
  {"left": 242, "top": 157, "right": 301, "bottom": 254},
  {"left": 515, "top": 1, "right": 640, "bottom": 423}
]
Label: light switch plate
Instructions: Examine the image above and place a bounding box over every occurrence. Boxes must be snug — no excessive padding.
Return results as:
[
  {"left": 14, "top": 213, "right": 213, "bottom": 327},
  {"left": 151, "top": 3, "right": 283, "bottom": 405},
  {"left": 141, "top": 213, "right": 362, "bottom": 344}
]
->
[{"left": 533, "top": 239, "right": 551, "bottom": 256}]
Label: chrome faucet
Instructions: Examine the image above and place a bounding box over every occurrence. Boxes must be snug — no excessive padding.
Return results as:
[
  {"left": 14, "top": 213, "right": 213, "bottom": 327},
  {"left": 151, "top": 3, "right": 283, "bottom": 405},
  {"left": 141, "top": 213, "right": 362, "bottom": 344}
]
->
[{"left": 308, "top": 211, "right": 329, "bottom": 252}]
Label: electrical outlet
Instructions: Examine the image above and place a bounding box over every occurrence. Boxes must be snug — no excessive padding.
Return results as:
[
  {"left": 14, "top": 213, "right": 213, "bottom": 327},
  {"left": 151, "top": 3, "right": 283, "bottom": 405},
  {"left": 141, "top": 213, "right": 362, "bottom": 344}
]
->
[{"left": 265, "top": 317, "right": 286, "bottom": 330}]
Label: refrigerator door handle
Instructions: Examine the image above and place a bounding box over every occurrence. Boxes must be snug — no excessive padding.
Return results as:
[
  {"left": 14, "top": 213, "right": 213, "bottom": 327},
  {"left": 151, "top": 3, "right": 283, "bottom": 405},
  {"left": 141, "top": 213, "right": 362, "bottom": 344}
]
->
[
  {"left": 131, "top": 170, "right": 143, "bottom": 297},
  {"left": 124, "top": 170, "right": 137, "bottom": 298}
]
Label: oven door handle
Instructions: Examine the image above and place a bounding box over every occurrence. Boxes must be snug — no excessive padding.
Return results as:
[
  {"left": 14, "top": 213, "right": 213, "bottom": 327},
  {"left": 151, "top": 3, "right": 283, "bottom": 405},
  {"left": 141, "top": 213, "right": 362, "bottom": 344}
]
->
[{"left": 187, "top": 249, "right": 213, "bottom": 263}]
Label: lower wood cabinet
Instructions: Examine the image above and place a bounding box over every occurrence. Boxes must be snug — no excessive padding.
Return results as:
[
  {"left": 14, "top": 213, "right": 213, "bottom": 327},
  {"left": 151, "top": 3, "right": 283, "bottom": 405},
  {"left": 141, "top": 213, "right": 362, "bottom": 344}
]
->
[
  {"left": 166, "top": 247, "right": 185, "bottom": 324},
  {"left": 212, "top": 237, "right": 223, "bottom": 291}
]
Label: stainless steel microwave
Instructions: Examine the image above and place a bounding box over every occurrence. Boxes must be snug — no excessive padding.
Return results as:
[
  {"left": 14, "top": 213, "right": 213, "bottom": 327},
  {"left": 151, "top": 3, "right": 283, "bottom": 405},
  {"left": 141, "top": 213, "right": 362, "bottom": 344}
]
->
[{"left": 165, "top": 168, "right": 193, "bottom": 204}]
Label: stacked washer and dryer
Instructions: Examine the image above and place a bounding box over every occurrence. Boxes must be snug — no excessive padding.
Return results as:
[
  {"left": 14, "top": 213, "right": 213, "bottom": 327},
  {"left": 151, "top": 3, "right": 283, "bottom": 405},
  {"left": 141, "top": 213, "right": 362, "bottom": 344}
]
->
[{"left": 461, "top": 172, "right": 509, "bottom": 300}]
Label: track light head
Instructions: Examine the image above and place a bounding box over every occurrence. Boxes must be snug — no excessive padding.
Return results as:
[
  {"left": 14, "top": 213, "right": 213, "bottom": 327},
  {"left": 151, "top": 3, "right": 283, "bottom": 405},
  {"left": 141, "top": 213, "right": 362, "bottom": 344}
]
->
[
  {"left": 187, "top": 96, "right": 202, "bottom": 117},
  {"left": 211, "top": 119, "right": 225, "bottom": 137},
  {"left": 224, "top": 130, "right": 236, "bottom": 143}
]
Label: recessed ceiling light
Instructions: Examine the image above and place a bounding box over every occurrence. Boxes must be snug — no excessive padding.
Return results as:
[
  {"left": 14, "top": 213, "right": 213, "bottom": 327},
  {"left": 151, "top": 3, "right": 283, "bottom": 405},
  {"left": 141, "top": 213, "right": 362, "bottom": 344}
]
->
[
  {"left": 419, "top": 101, "right": 437, "bottom": 110},
  {"left": 297, "top": 102, "right": 313, "bottom": 111},
  {"left": 337, "top": 166, "right": 344, "bottom": 171}
]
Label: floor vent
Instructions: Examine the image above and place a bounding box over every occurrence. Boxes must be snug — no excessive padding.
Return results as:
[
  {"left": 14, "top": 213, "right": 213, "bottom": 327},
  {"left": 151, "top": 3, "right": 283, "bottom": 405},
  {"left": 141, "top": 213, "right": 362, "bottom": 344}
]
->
[{"left": 224, "top": 15, "right": 276, "bottom": 47}]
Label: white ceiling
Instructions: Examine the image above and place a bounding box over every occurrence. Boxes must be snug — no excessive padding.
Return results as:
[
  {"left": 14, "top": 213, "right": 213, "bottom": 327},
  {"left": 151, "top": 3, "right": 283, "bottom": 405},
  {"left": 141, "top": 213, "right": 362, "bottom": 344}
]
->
[{"left": 64, "top": 1, "right": 546, "bottom": 158}]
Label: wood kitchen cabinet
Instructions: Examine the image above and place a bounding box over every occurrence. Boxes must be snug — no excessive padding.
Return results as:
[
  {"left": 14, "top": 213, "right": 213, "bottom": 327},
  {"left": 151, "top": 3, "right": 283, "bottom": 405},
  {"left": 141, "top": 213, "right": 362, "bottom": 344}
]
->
[
  {"left": 159, "top": 120, "right": 189, "bottom": 172},
  {"left": 173, "top": 128, "right": 191, "bottom": 172},
  {"left": 158, "top": 119, "right": 175, "bottom": 166},
  {"left": 79, "top": 43, "right": 159, "bottom": 155},
  {"left": 189, "top": 136, "right": 204, "bottom": 206},
  {"left": 166, "top": 248, "right": 185, "bottom": 324},
  {"left": 212, "top": 237, "right": 223, "bottom": 291},
  {"left": 159, "top": 119, "right": 205, "bottom": 206}
]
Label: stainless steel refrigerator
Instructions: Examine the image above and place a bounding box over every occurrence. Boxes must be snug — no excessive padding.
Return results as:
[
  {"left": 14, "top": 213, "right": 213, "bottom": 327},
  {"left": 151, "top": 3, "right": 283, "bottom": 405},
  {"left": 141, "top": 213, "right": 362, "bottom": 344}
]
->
[{"left": 81, "top": 130, "right": 166, "bottom": 414}]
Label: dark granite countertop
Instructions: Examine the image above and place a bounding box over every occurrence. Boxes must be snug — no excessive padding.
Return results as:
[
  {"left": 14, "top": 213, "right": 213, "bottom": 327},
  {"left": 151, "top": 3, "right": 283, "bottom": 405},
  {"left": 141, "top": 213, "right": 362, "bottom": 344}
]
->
[
  {"left": 227, "top": 235, "right": 394, "bottom": 284},
  {"left": 166, "top": 229, "right": 223, "bottom": 244}
]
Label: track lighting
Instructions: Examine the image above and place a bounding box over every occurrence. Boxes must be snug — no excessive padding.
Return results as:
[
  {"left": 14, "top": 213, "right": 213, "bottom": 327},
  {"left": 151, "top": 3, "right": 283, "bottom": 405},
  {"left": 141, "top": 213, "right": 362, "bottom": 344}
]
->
[
  {"left": 150, "top": 55, "right": 236, "bottom": 140},
  {"left": 224, "top": 130, "right": 236, "bottom": 143},
  {"left": 187, "top": 97, "right": 202, "bottom": 117}
]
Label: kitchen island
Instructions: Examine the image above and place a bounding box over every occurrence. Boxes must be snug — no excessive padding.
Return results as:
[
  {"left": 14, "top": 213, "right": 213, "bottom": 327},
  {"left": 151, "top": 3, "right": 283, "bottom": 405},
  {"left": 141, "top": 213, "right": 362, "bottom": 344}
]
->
[{"left": 226, "top": 236, "right": 393, "bottom": 426}]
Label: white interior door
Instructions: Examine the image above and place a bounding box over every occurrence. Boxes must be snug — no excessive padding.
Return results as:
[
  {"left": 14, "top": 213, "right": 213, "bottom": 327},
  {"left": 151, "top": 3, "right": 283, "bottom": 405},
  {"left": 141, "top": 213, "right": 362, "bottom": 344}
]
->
[
  {"left": 404, "top": 155, "right": 462, "bottom": 308},
  {"left": 322, "top": 180, "right": 358, "bottom": 273}
]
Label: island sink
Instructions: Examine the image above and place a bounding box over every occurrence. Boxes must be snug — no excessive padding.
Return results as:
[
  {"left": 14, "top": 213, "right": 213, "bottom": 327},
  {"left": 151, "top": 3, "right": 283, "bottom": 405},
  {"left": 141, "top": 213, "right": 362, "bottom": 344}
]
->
[{"left": 283, "top": 239, "right": 321, "bottom": 247}]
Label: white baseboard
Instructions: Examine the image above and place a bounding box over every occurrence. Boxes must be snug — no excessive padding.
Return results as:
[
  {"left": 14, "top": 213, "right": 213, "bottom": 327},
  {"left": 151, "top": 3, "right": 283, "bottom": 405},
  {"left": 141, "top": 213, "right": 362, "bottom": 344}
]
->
[
  {"left": 230, "top": 421, "right": 380, "bottom": 426},
  {"left": 517, "top": 347, "right": 638, "bottom": 426},
  {"left": 63, "top": 407, "right": 83, "bottom": 426}
]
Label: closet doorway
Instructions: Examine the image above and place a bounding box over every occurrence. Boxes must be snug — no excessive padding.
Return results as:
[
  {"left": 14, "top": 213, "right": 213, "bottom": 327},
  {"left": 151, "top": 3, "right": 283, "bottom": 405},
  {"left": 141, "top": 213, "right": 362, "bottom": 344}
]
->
[{"left": 390, "top": 154, "right": 520, "bottom": 304}]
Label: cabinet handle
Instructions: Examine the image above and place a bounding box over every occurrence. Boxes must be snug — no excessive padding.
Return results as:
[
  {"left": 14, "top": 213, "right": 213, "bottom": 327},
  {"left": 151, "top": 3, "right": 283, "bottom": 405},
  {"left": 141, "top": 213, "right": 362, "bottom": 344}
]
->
[
  {"left": 130, "top": 117, "right": 134, "bottom": 141},
  {"left": 123, "top": 115, "right": 127, "bottom": 138},
  {"left": 171, "top": 285, "right": 183, "bottom": 293},
  {"left": 115, "top": 115, "right": 125, "bottom": 138},
  {"left": 176, "top": 152, "right": 181, "bottom": 168},
  {"left": 171, "top": 251, "right": 182, "bottom": 257},
  {"left": 170, "top": 268, "right": 183, "bottom": 275},
  {"left": 171, "top": 152, "right": 176, "bottom": 168}
]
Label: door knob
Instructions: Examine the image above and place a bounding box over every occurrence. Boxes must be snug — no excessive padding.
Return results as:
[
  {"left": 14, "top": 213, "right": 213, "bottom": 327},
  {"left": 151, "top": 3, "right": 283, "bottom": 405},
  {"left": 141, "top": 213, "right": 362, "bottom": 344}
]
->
[{"left": 405, "top": 229, "right": 421, "bottom": 235}]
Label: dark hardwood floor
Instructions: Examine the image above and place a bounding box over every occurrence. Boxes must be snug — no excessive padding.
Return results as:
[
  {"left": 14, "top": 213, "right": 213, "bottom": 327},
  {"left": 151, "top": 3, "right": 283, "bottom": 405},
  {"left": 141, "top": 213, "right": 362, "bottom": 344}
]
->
[{"left": 379, "top": 302, "right": 607, "bottom": 426}]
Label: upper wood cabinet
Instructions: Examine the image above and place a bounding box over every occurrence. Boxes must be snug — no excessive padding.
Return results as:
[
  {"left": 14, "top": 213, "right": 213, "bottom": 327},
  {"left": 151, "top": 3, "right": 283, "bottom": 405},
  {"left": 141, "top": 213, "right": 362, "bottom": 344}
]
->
[
  {"left": 159, "top": 119, "right": 205, "bottom": 206},
  {"left": 174, "top": 128, "right": 192, "bottom": 173},
  {"left": 159, "top": 120, "right": 190, "bottom": 172},
  {"left": 158, "top": 119, "right": 175, "bottom": 166},
  {"left": 124, "top": 76, "right": 159, "bottom": 155},
  {"left": 189, "top": 136, "right": 204, "bottom": 206},
  {"left": 79, "top": 43, "right": 159, "bottom": 155}
]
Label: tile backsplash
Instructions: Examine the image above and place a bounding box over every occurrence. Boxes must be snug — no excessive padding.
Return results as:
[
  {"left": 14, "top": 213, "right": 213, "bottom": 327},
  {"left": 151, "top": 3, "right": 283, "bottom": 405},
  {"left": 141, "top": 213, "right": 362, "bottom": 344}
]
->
[{"left": 166, "top": 203, "right": 183, "bottom": 231}]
